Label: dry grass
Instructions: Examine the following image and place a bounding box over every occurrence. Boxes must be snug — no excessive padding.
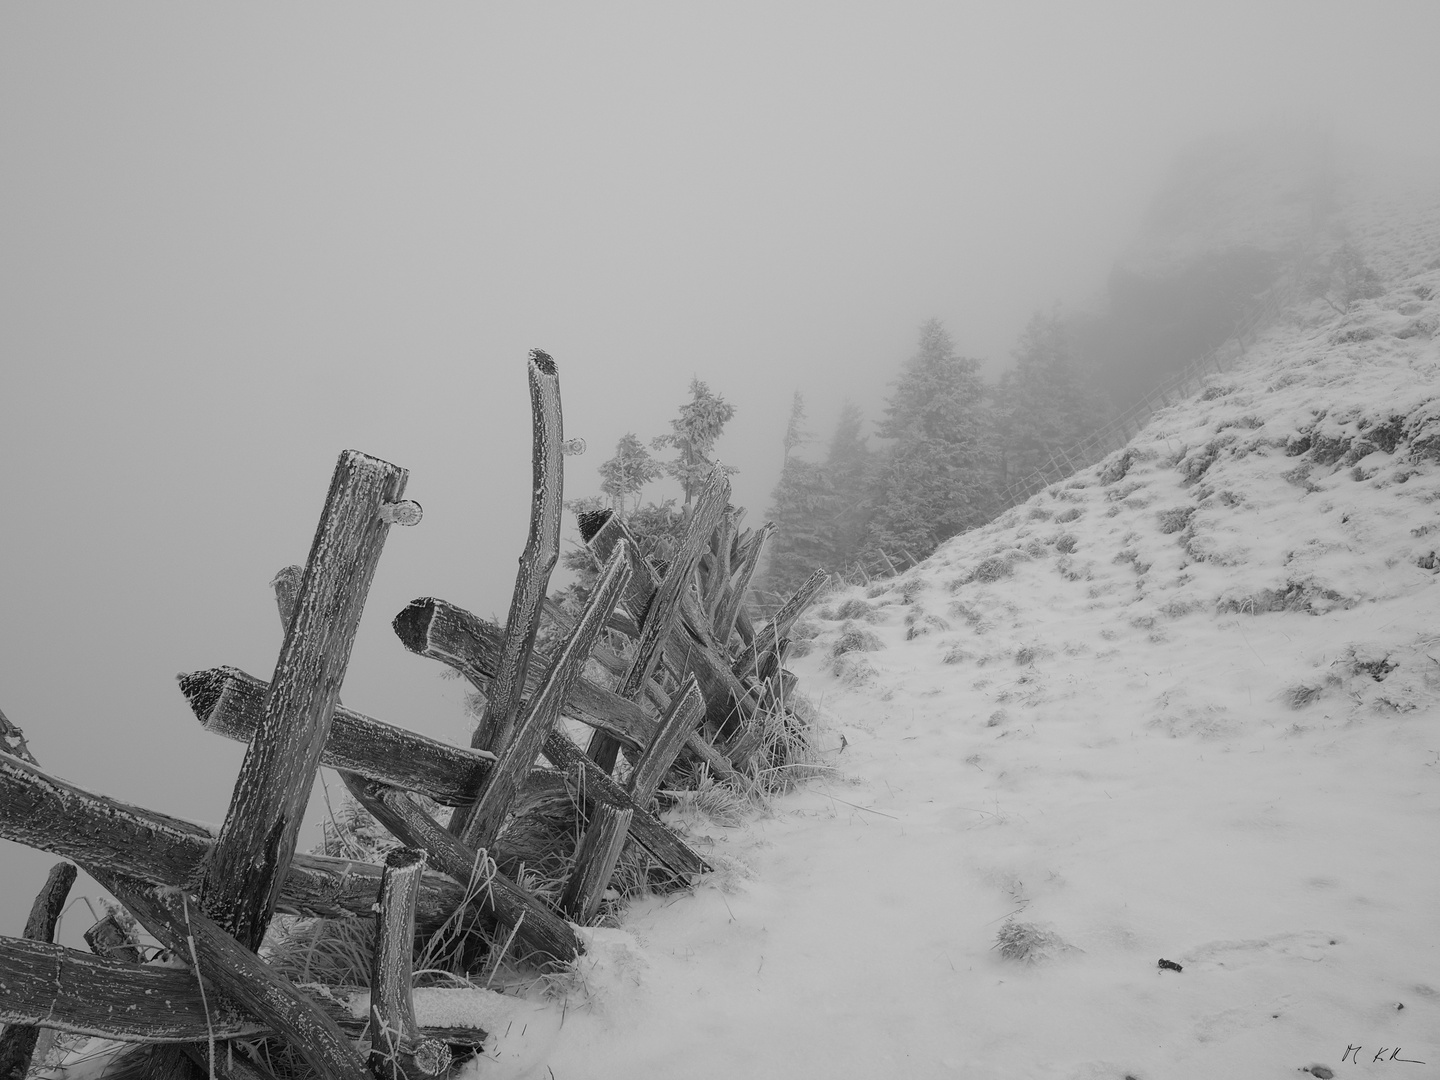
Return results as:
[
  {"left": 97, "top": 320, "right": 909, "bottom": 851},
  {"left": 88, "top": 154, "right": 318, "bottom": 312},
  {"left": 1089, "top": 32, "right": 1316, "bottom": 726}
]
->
[{"left": 993, "top": 920, "right": 1076, "bottom": 964}]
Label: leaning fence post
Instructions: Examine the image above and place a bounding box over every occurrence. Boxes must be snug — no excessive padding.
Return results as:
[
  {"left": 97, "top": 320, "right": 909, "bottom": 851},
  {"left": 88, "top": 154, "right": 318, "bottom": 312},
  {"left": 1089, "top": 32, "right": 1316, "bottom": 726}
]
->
[
  {"left": 201, "top": 449, "right": 413, "bottom": 951},
  {"left": 586, "top": 466, "right": 730, "bottom": 774},
  {"left": 560, "top": 677, "right": 706, "bottom": 921},
  {"left": 369, "top": 848, "right": 450, "bottom": 1080},
  {"left": 471, "top": 350, "right": 564, "bottom": 759},
  {"left": 0, "top": 861, "right": 77, "bottom": 1080}
]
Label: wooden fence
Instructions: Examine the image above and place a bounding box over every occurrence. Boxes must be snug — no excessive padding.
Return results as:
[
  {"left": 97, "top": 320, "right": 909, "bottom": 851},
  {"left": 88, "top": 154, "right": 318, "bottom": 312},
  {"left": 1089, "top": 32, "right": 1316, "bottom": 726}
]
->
[{"left": 0, "top": 350, "right": 824, "bottom": 1080}]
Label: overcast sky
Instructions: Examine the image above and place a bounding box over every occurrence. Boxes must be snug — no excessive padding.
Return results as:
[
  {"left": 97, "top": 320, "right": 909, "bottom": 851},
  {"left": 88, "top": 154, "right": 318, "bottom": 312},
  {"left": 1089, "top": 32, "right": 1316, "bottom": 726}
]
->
[{"left": 3, "top": 2, "right": 1438, "bottom": 932}]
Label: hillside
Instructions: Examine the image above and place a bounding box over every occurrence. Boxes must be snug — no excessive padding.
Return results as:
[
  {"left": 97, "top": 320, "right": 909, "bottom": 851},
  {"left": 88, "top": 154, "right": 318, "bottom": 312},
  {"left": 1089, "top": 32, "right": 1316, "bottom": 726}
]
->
[
  {"left": 37, "top": 171, "right": 1440, "bottom": 1080},
  {"left": 496, "top": 179, "right": 1440, "bottom": 1079}
]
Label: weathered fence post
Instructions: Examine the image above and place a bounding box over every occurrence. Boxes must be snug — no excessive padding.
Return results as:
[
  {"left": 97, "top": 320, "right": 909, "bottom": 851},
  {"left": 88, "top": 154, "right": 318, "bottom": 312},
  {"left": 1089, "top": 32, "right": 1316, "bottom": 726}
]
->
[
  {"left": 469, "top": 350, "right": 564, "bottom": 761},
  {"left": 0, "top": 861, "right": 77, "bottom": 1080},
  {"left": 369, "top": 848, "right": 450, "bottom": 1080},
  {"left": 202, "top": 449, "right": 413, "bottom": 950}
]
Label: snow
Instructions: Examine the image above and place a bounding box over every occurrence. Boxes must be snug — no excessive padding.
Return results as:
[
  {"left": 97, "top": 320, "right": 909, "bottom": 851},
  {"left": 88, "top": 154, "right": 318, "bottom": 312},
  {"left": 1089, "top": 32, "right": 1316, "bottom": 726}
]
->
[{"left": 444, "top": 194, "right": 1440, "bottom": 1079}]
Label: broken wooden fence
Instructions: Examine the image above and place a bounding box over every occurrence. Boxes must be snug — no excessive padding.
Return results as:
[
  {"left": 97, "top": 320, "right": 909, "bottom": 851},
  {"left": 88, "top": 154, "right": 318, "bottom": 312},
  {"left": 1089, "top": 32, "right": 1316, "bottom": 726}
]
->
[{"left": 0, "top": 350, "right": 825, "bottom": 1080}]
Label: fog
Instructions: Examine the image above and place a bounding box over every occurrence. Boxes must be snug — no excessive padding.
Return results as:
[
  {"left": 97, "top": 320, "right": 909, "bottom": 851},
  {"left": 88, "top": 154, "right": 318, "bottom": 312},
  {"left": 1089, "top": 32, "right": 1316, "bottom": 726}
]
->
[{"left": 3, "top": 2, "right": 1437, "bottom": 931}]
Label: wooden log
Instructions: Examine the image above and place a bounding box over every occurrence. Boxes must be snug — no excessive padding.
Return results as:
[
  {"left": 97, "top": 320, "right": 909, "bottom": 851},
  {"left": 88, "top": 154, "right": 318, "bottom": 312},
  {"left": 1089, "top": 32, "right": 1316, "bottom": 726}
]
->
[
  {"left": 369, "top": 848, "right": 450, "bottom": 1080},
  {"left": 701, "top": 507, "right": 735, "bottom": 625},
  {"left": 0, "top": 934, "right": 267, "bottom": 1042},
  {"left": 392, "top": 598, "right": 656, "bottom": 752},
  {"left": 627, "top": 678, "right": 706, "bottom": 804},
  {"left": 179, "top": 666, "right": 495, "bottom": 808},
  {"left": 588, "top": 467, "right": 731, "bottom": 773},
  {"left": 733, "top": 567, "right": 827, "bottom": 681},
  {"left": 559, "top": 803, "right": 632, "bottom": 925},
  {"left": 341, "top": 775, "right": 582, "bottom": 961},
  {"left": 473, "top": 350, "right": 564, "bottom": 758},
  {"left": 202, "top": 449, "right": 410, "bottom": 951},
  {"left": 394, "top": 597, "right": 741, "bottom": 784},
  {"left": 0, "top": 936, "right": 484, "bottom": 1046},
  {"left": 541, "top": 731, "right": 708, "bottom": 880},
  {"left": 84, "top": 913, "right": 142, "bottom": 963},
  {"left": 581, "top": 509, "right": 752, "bottom": 733},
  {"left": 0, "top": 861, "right": 77, "bottom": 1080},
  {"left": 713, "top": 521, "right": 773, "bottom": 649},
  {"left": 558, "top": 679, "right": 706, "bottom": 921},
  {"left": 95, "top": 873, "right": 371, "bottom": 1080},
  {"left": 0, "top": 752, "right": 468, "bottom": 927},
  {"left": 454, "top": 544, "right": 631, "bottom": 850}
]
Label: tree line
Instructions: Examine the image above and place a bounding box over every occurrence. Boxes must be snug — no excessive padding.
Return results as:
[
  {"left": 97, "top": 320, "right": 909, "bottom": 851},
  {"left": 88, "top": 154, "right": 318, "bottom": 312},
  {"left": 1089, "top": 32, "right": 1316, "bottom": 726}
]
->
[
  {"left": 565, "top": 309, "right": 1112, "bottom": 602},
  {"left": 760, "top": 311, "right": 1110, "bottom": 594}
]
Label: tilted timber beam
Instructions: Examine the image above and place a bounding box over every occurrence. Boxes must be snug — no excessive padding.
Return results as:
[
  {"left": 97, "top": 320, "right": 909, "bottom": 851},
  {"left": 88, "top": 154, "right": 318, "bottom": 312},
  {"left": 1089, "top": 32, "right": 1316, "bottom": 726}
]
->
[
  {"left": 179, "top": 665, "right": 494, "bottom": 808},
  {"left": 473, "top": 350, "right": 565, "bottom": 757},
  {"left": 0, "top": 751, "right": 468, "bottom": 927}
]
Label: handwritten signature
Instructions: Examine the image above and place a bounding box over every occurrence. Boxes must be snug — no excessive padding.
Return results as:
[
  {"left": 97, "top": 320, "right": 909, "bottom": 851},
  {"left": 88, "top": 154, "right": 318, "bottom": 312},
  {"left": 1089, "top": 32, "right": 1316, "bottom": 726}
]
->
[{"left": 1342, "top": 1045, "right": 1426, "bottom": 1065}]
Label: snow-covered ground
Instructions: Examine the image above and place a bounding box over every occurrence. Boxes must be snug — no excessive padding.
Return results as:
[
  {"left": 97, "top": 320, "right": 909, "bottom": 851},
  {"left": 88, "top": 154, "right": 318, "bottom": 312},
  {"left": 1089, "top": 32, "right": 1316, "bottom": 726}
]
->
[{"left": 461, "top": 204, "right": 1440, "bottom": 1079}]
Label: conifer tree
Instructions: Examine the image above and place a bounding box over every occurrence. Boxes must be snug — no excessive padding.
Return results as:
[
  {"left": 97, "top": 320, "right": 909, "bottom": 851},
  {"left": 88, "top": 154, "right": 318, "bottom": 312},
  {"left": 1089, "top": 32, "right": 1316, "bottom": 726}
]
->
[
  {"left": 995, "top": 307, "right": 1110, "bottom": 485},
  {"left": 597, "top": 431, "right": 661, "bottom": 515},
  {"left": 761, "top": 392, "right": 832, "bottom": 594},
  {"left": 652, "top": 378, "right": 737, "bottom": 517},
  {"left": 865, "top": 319, "right": 996, "bottom": 566},
  {"left": 822, "top": 400, "right": 874, "bottom": 571}
]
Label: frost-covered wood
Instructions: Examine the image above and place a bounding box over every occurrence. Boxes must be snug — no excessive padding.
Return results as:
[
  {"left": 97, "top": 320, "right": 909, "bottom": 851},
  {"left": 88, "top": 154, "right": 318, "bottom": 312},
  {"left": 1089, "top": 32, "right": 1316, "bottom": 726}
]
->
[
  {"left": 342, "top": 775, "right": 583, "bottom": 961},
  {"left": 561, "top": 679, "right": 705, "bottom": 920},
  {"left": 714, "top": 521, "right": 774, "bottom": 648},
  {"left": 202, "top": 449, "right": 410, "bottom": 951},
  {"left": 628, "top": 677, "right": 706, "bottom": 803},
  {"left": 733, "top": 566, "right": 827, "bottom": 681},
  {"left": 0, "top": 935, "right": 267, "bottom": 1042},
  {"left": 472, "top": 350, "right": 564, "bottom": 758},
  {"left": 369, "top": 848, "right": 449, "bottom": 1080},
  {"left": 541, "top": 730, "right": 709, "bottom": 880},
  {"left": 0, "top": 861, "right": 77, "bottom": 1080},
  {"left": 179, "top": 666, "right": 494, "bottom": 807},
  {"left": 588, "top": 467, "right": 731, "bottom": 772},
  {"left": 392, "top": 597, "right": 657, "bottom": 750},
  {"left": 96, "top": 874, "right": 371, "bottom": 1080},
  {"left": 701, "top": 508, "right": 735, "bottom": 624},
  {"left": 559, "top": 803, "right": 633, "bottom": 925},
  {"left": 455, "top": 544, "right": 631, "bottom": 850},
  {"left": 0, "top": 752, "right": 468, "bottom": 926},
  {"left": 393, "top": 596, "right": 739, "bottom": 782},
  {"left": 582, "top": 508, "right": 752, "bottom": 731}
]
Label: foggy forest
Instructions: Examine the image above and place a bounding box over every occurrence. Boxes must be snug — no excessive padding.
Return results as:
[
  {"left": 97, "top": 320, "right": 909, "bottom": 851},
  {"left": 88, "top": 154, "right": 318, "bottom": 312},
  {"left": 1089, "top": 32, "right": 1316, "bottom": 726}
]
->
[{"left": 2, "top": 5, "right": 1439, "bottom": 1080}]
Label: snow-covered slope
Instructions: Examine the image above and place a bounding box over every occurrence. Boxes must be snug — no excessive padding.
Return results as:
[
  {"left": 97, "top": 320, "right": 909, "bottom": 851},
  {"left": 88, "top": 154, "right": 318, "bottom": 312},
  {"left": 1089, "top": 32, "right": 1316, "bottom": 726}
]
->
[{"left": 447, "top": 187, "right": 1440, "bottom": 1080}]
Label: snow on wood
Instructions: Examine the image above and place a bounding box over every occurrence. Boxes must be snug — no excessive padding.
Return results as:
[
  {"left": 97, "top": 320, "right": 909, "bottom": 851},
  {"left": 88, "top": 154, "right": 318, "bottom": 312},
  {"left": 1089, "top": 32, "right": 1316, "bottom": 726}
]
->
[
  {"left": 368, "top": 847, "right": 450, "bottom": 1079},
  {"left": 392, "top": 596, "right": 658, "bottom": 750},
  {"left": 95, "top": 874, "right": 371, "bottom": 1080},
  {"left": 588, "top": 466, "right": 731, "bottom": 772},
  {"left": 471, "top": 349, "right": 565, "bottom": 758},
  {"left": 0, "top": 752, "right": 468, "bottom": 926},
  {"left": 202, "top": 449, "right": 410, "bottom": 951},
  {"left": 455, "top": 543, "right": 631, "bottom": 851},
  {"left": 560, "top": 802, "right": 633, "bottom": 924},
  {"left": 341, "top": 774, "right": 584, "bottom": 961},
  {"left": 179, "top": 665, "right": 495, "bottom": 806},
  {"left": 0, "top": 861, "right": 77, "bottom": 1079}
]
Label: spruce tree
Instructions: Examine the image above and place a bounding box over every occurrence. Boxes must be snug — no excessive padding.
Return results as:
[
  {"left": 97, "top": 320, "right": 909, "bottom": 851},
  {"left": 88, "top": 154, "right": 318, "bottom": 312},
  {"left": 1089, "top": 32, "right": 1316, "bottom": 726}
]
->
[
  {"left": 761, "top": 392, "right": 832, "bottom": 594},
  {"left": 865, "top": 319, "right": 995, "bottom": 566},
  {"left": 996, "top": 307, "right": 1110, "bottom": 485},
  {"left": 822, "top": 400, "right": 874, "bottom": 571},
  {"left": 597, "top": 431, "right": 662, "bottom": 515},
  {"left": 652, "top": 378, "right": 737, "bottom": 517}
]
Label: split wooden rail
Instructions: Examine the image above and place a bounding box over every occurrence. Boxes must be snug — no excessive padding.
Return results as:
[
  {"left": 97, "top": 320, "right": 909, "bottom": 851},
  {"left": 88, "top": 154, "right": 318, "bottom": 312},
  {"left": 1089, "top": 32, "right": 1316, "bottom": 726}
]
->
[{"left": 0, "top": 350, "right": 824, "bottom": 1080}]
